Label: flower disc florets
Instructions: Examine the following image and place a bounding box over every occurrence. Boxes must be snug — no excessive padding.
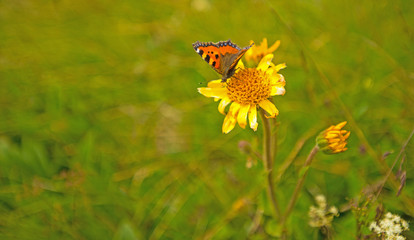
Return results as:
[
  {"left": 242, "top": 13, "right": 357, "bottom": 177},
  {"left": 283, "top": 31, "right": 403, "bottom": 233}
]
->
[{"left": 226, "top": 69, "right": 272, "bottom": 105}]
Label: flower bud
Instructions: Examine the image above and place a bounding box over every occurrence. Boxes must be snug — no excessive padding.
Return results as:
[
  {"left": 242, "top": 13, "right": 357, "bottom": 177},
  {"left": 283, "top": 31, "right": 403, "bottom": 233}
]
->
[{"left": 316, "top": 121, "right": 350, "bottom": 154}]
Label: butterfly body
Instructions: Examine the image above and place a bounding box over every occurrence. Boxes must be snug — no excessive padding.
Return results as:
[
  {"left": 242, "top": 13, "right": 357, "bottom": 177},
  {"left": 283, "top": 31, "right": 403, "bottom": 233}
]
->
[{"left": 193, "top": 40, "right": 253, "bottom": 82}]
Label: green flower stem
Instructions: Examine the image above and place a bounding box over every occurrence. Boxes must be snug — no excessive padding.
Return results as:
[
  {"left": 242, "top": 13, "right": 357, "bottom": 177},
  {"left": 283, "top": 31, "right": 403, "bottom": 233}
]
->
[
  {"left": 259, "top": 109, "right": 281, "bottom": 220},
  {"left": 281, "top": 144, "right": 319, "bottom": 227},
  {"left": 272, "top": 118, "right": 278, "bottom": 161}
]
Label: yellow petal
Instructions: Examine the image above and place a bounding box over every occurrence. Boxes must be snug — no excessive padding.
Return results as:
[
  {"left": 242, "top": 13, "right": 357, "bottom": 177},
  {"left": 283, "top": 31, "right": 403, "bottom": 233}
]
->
[
  {"left": 335, "top": 121, "right": 347, "bottom": 129},
  {"left": 258, "top": 99, "right": 279, "bottom": 118},
  {"left": 244, "top": 40, "right": 255, "bottom": 59},
  {"left": 326, "top": 132, "right": 339, "bottom": 138},
  {"left": 265, "top": 67, "right": 276, "bottom": 78},
  {"left": 274, "top": 63, "right": 287, "bottom": 72},
  {"left": 257, "top": 54, "right": 274, "bottom": 71},
  {"left": 276, "top": 74, "right": 286, "bottom": 84},
  {"left": 197, "top": 87, "right": 227, "bottom": 99},
  {"left": 261, "top": 38, "right": 269, "bottom": 49},
  {"left": 269, "top": 73, "right": 285, "bottom": 86},
  {"left": 245, "top": 51, "right": 252, "bottom": 59},
  {"left": 222, "top": 112, "right": 237, "bottom": 134},
  {"left": 268, "top": 40, "right": 280, "bottom": 52},
  {"left": 218, "top": 97, "right": 231, "bottom": 114},
  {"left": 235, "top": 60, "right": 245, "bottom": 73},
  {"left": 248, "top": 105, "right": 258, "bottom": 131},
  {"left": 329, "top": 142, "right": 339, "bottom": 148},
  {"left": 208, "top": 79, "right": 224, "bottom": 88},
  {"left": 237, "top": 104, "right": 250, "bottom": 129},
  {"left": 328, "top": 138, "right": 341, "bottom": 143},
  {"left": 270, "top": 86, "right": 286, "bottom": 96},
  {"left": 229, "top": 102, "right": 241, "bottom": 116},
  {"left": 266, "top": 66, "right": 285, "bottom": 82},
  {"left": 343, "top": 131, "right": 351, "bottom": 139}
]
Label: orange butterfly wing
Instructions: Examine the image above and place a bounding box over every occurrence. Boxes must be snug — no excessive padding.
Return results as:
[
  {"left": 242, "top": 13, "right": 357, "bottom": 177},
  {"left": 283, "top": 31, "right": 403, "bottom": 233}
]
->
[
  {"left": 193, "top": 42, "right": 223, "bottom": 74},
  {"left": 193, "top": 40, "right": 253, "bottom": 82}
]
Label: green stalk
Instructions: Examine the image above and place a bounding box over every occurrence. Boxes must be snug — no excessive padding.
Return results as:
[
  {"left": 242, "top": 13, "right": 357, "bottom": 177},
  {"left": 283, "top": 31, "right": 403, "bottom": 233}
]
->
[
  {"left": 259, "top": 109, "right": 281, "bottom": 220},
  {"left": 281, "top": 145, "right": 319, "bottom": 229}
]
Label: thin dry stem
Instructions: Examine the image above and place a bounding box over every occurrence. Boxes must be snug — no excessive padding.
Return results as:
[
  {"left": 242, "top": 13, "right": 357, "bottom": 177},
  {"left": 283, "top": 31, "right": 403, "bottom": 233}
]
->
[{"left": 375, "top": 127, "right": 414, "bottom": 200}]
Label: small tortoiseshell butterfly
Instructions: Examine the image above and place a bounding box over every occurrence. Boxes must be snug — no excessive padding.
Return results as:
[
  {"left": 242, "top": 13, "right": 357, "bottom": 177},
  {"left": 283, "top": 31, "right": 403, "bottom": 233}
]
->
[{"left": 193, "top": 40, "right": 253, "bottom": 82}]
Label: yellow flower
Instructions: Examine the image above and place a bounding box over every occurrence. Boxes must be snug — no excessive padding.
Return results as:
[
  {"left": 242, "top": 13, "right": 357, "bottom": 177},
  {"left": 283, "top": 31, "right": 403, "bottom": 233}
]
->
[
  {"left": 316, "top": 121, "right": 350, "bottom": 154},
  {"left": 245, "top": 38, "right": 281, "bottom": 63},
  {"left": 198, "top": 54, "right": 286, "bottom": 134}
]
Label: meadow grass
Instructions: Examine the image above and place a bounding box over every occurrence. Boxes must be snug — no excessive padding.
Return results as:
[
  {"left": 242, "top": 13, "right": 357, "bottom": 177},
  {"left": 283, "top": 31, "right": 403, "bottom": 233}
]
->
[{"left": 0, "top": 0, "right": 413, "bottom": 239}]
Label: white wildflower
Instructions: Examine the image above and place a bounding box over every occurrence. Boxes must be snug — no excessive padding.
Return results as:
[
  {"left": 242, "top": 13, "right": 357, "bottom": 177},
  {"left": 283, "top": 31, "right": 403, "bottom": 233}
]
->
[
  {"left": 369, "top": 212, "right": 409, "bottom": 240},
  {"left": 401, "top": 219, "right": 409, "bottom": 231},
  {"left": 308, "top": 194, "right": 339, "bottom": 228},
  {"left": 369, "top": 222, "right": 381, "bottom": 233}
]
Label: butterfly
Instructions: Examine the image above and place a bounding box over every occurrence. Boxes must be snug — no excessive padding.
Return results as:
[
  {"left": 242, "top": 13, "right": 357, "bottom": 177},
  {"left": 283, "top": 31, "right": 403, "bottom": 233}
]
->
[{"left": 193, "top": 40, "right": 253, "bottom": 82}]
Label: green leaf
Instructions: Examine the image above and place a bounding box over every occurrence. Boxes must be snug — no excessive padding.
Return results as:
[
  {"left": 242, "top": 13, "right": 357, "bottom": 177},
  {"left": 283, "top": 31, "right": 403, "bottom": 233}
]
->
[
  {"left": 264, "top": 219, "right": 282, "bottom": 237},
  {"left": 113, "top": 222, "right": 139, "bottom": 240}
]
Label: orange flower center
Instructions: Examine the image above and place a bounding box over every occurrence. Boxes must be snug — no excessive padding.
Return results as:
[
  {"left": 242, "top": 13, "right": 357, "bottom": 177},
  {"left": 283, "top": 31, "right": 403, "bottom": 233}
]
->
[{"left": 226, "top": 68, "right": 271, "bottom": 105}]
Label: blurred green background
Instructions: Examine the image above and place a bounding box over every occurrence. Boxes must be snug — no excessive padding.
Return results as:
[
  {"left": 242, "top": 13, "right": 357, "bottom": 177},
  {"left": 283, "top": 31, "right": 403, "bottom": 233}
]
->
[{"left": 0, "top": 0, "right": 413, "bottom": 239}]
